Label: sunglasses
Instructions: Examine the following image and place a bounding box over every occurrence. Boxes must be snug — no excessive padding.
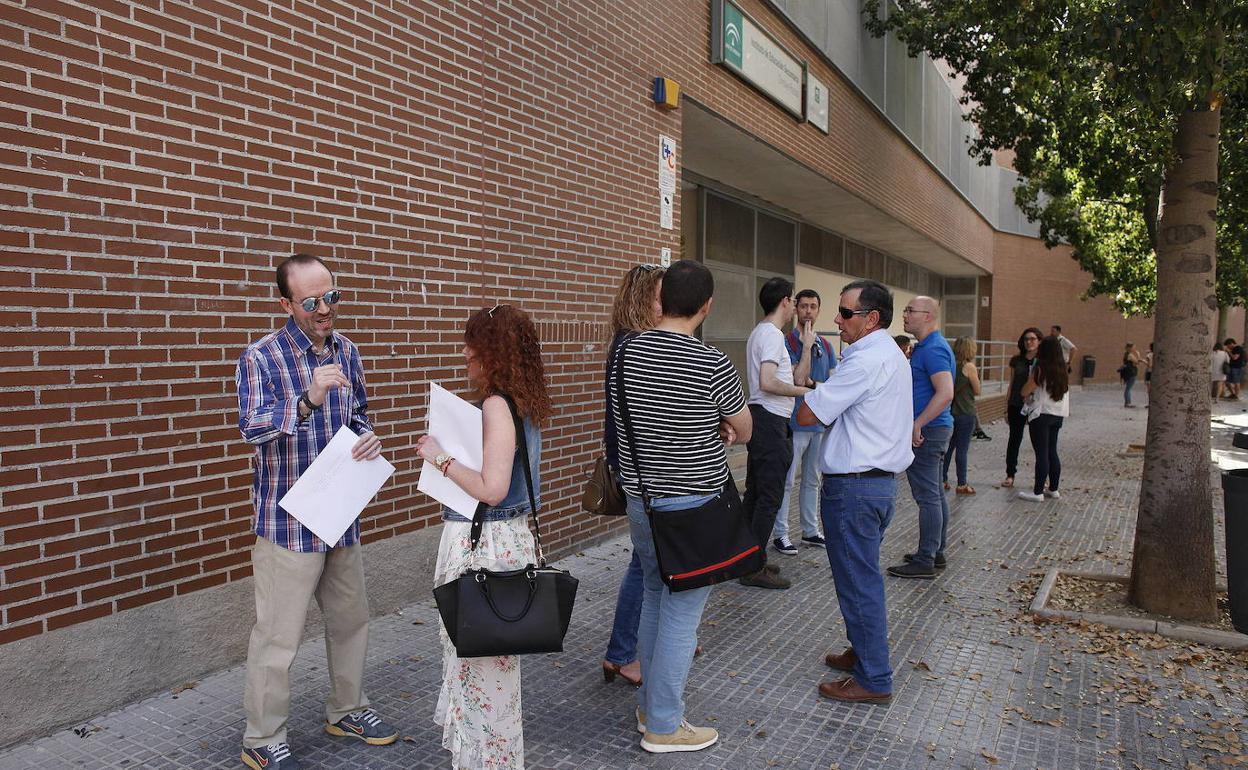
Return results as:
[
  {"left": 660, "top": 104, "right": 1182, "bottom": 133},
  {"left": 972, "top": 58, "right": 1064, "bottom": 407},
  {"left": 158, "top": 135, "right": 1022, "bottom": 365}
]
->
[
  {"left": 837, "top": 306, "right": 872, "bottom": 320},
  {"left": 297, "top": 290, "right": 341, "bottom": 312}
]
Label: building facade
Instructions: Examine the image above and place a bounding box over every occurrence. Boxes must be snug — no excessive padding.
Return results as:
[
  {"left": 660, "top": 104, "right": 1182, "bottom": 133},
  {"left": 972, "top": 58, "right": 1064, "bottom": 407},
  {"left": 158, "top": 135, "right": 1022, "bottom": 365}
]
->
[{"left": 0, "top": 0, "right": 1236, "bottom": 744}]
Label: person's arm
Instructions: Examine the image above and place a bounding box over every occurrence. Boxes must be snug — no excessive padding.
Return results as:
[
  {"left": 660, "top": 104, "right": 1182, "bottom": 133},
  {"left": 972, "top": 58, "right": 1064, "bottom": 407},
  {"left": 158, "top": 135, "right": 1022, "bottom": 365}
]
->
[
  {"left": 346, "top": 344, "right": 380, "bottom": 460},
  {"left": 801, "top": 359, "right": 871, "bottom": 426},
  {"left": 237, "top": 349, "right": 301, "bottom": 445},
  {"left": 760, "top": 361, "right": 812, "bottom": 397},
  {"left": 964, "top": 362, "right": 981, "bottom": 396},
  {"left": 913, "top": 370, "right": 953, "bottom": 445},
  {"left": 1021, "top": 369, "right": 1039, "bottom": 398},
  {"left": 721, "top": 406, "right": 752, "bottom": 445},
  {"left": 791, "top": 323, "right": 815, "bottom": 386},
  {"left": 417, "top": 395, "right": 515, "bottom": 505}
]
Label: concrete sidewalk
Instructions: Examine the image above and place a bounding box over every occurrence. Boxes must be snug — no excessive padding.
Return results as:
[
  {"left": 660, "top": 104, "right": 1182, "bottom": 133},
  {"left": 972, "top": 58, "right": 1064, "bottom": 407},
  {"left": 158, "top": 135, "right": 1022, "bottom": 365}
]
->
[{"left": 4, "top": 387, "right": 1246, "bottom": 769}]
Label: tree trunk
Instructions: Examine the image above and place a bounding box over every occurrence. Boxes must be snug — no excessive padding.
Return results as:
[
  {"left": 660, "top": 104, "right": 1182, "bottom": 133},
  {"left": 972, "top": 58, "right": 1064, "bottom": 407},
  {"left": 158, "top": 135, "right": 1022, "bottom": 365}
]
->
[{"left": 1129, "top": 107, "right": 1220, "bottom": 620}]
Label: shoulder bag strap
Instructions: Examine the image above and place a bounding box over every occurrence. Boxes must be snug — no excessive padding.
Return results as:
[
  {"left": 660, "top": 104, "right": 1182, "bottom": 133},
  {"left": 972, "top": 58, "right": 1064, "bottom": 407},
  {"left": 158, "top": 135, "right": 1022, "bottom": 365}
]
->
[{"left": 612, "top": 336, "right": 653, "bottom": 507}]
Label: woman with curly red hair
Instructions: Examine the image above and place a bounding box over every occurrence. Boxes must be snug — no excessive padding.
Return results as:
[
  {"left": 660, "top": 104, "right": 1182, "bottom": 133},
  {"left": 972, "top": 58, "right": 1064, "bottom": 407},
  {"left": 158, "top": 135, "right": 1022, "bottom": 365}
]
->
[{"left": 416, "top": 304, "right": 551, "bottom": 770}]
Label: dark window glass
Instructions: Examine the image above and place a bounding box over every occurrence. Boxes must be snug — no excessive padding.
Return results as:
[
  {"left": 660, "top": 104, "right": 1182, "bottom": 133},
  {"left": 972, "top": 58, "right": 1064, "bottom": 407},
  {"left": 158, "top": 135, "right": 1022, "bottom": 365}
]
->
[
  {"left": 756, "top": 212, "right": 795, "bottom": 274},
  {"left": 705, "top": 193, "right": 753, "bottom": 268}
]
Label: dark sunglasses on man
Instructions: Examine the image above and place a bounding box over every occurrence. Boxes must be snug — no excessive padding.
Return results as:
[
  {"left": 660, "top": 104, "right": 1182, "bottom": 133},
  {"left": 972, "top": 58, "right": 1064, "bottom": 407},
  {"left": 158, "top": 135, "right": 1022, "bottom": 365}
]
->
[
  {"left": 297, "top": 290, "right": 342, "bottom": 313},
  {"left": 837, "top": 306, "right": 872, "bottom": 320}
]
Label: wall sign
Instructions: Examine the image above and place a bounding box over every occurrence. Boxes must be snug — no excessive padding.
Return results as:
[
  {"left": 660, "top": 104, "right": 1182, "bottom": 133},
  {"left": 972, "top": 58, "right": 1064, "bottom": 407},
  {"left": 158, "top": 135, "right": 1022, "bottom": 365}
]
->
[
  {"left": 806, "top": 74, "right": 829, "bottom": 133},
  {"left": 710, "top": 0, "right": 806, "bottom": 120}
]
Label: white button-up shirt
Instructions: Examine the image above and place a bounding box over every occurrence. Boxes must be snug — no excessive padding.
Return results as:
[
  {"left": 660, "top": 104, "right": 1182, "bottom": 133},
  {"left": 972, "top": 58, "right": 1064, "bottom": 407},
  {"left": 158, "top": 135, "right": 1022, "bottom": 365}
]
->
[{"left": 805, "top": 329, "right": 914, "bottom": 474}]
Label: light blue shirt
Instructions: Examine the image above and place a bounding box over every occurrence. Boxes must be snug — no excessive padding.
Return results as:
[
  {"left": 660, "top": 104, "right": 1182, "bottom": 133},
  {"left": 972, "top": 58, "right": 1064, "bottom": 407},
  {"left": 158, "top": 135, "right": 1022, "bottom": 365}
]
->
[{"left": 804, "top": 329, "right": 914, "bottom": 474}]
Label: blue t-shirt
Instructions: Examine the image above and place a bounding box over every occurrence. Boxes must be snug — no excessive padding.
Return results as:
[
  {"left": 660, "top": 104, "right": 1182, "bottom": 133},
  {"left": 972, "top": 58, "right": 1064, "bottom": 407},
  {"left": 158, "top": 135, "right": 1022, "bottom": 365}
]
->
[
  {"left": 910, "top": 331, "right": 955, "bottom": 427},
  {"left": 786, "top": 329, "right": 837, "bottom": 432}
]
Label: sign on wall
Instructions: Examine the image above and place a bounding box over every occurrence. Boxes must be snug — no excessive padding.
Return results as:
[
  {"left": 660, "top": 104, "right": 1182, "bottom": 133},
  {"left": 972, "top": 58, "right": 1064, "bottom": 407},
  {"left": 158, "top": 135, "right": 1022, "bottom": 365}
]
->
[
  {"left": 806, "top": 74, "right": 829, "bottom": 133},
  {"left": 710, "top": 0, "right": 806, "bottom": 120}
]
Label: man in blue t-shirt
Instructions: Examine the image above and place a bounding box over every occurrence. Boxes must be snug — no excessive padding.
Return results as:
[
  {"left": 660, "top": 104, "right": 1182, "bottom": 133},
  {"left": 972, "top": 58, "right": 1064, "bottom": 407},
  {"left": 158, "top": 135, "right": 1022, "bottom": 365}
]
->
[
  {"left": 888, "top": 296, "right": 955, "bottom": 579},
  {"left": 771, "top": 289, "right": 837, "bottom": 556}
]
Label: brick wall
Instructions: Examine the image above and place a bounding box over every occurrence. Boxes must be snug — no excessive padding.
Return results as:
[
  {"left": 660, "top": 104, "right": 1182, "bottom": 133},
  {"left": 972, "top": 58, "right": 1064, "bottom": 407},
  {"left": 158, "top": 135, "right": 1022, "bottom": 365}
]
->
[{"left": 0, "top": 0, "right": 1149, "bottom": 655}]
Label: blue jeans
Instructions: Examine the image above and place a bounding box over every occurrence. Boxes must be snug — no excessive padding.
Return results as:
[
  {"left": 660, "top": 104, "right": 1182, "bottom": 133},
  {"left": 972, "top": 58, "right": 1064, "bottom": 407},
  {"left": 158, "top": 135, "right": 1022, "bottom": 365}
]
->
[
  {"left": 942, "top": 413, "right": 976, "bottom": 487},
  {"left": 906, "top": 423, "right": 952, "bottom": 567},
  {"left": 820, "top": 474, "right": 896, "bottom": 692},
  {"left": 604, "top": 550, "right": 643, "bottom": 665},
  {"left": 1123, "top": 376, "right": 1136, "bottom": 405},
  {"left": 772, "top": 430, "right": 823, "bottom": 541},
  {"left": 626, "top": 492, "right": 715, "bottom": 734}
]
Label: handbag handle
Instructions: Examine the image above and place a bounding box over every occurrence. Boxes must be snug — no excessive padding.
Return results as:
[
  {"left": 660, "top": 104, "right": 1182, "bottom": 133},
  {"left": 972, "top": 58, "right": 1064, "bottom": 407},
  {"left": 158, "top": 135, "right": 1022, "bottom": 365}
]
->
[
  {"left": 476, "top": 569, "right": 539, "bottom": 622},
  {"left": 468, "top": 392, "right": 546, "bottom": 565}
]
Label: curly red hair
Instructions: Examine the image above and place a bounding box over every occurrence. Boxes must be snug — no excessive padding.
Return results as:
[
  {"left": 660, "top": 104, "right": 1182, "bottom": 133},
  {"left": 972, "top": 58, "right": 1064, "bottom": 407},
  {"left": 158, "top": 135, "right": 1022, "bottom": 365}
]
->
[{"left": 465, "top": 305, "right": 552, "bottom": 422}]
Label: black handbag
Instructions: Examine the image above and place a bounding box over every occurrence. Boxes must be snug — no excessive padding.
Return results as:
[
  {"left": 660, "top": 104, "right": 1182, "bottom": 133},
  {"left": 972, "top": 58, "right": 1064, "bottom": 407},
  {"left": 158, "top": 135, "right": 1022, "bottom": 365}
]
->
[
  {"left": 612, "top": 338, "right": 764, "bottom": 592},
  {"left": 432, "top": 394, "right": 579, "bottom": 657}
]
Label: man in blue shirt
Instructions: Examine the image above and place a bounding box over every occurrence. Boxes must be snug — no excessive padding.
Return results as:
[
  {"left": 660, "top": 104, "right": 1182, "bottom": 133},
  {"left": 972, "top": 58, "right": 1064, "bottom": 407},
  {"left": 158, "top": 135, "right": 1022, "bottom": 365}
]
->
[
  {"left": 888, "top": 296, "right": 955, "bottom": 579},
  {"left": 235, "top": 254, "right": 398, "bottom": 770},
  {"left": 771, "top": 289, "right": 836, "bottom": 556}
]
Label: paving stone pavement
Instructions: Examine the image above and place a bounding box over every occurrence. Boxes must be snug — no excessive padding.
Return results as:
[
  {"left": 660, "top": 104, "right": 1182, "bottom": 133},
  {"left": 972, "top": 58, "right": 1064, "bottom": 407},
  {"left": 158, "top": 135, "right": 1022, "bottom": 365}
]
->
[{"left": 3, "top": 387, "right": 1246, "bottom": 770}]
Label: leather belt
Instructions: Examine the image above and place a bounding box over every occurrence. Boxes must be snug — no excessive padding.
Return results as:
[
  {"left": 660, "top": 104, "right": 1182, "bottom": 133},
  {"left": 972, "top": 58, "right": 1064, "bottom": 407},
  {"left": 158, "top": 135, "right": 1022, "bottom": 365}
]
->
[{"left": 825, "top": 468, "right": 894, "bottom": 478}]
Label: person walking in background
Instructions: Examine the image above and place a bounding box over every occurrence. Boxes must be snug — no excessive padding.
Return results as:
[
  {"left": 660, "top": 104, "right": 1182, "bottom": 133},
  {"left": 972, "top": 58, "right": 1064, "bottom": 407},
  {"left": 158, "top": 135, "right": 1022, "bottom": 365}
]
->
[
  {"left": 1226, "top": 339, "right": 1244, "bottom": 400},
  {"left": 771, "top": 289, "right": 836, "bottom": 556},
  {"left": 942, "top": 337, "right": 981, "bottom": 495},
  {"left": 739, "top": 277, "right": 811, "bottom": 589},
  {"left": 887, "top": 296, "right": 954, "bottom": 580},
  {"left": 894, "top": 334, "right": 912, "bottom": 358},
  {"left": 600, "top": 264, "right": 664, "bottom": 688},
  {"left": 1001, "top": 328, "right": 1041, "bottom": 489},
  {"left": 609, "top": 260, "right": 752, "bottom": 753},
  {"left": 1017, "top": 336, "right": 1069, "bottom": 502},
  {"left": 1120, "top": 342, "right": 1141, "bottom": 408},
  {"left": 796, "top": 279, "right": 912, "bottom": 704},
  {"left": 235, "top": 254, "right": 397, "bottom": 770},
  {"left": 1144, "top": 342, "right": 1154, "bottom": 397},
  {"left": 416, "top": 304, "right": 553, "bottom": 770},
  {"left": 1050, "top": 325, "right": 1077, "bottom": 374},
  {"left": 1211, "top": 341, "right": 1230, "bottom": 400}
]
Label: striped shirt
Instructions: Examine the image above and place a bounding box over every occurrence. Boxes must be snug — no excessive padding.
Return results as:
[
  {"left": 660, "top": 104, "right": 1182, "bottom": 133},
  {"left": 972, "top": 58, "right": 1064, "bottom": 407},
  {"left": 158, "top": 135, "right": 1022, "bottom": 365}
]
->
[
  {"left": 608, "top": 330, "right": 747, "bottom": 498},
  {"left": 236, "top": 317, "right": 374, "bottom": 552}
]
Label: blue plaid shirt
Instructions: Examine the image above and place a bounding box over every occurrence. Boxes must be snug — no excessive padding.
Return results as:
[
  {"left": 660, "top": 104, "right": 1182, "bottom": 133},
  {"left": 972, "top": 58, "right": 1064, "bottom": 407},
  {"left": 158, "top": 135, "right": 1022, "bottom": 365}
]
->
[{"left": 236, "top": 317, "right": 374, "bottom": 552}]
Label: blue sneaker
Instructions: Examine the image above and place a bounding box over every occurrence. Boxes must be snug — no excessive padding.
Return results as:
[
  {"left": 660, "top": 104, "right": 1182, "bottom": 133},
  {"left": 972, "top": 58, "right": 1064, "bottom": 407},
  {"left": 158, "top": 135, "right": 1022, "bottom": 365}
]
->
[
  {"left": 325, "top": 709, "right": 399, "bottom": 745},
  {"left": 242, "top": 743, "right": 300, "bottom": 770}
]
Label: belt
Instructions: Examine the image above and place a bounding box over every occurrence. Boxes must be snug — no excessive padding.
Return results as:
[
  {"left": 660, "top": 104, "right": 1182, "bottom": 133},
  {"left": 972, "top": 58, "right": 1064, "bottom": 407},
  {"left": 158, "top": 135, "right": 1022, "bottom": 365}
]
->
[{"left": 825, "top": 468, "right": 894, "bottom": 478}]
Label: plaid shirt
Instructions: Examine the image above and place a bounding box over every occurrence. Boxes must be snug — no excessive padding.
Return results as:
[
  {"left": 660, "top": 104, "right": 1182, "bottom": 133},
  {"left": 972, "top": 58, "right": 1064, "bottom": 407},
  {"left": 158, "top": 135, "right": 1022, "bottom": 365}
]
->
[{"left": 236, "top": 317, "right": 374, "bottom": 552}]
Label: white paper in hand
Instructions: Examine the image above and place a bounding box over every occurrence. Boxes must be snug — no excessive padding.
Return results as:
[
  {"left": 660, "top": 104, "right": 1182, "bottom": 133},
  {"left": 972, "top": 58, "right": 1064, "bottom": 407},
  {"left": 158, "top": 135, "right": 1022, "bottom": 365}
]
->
[
  {"left": 417, "top": 383, "right": 484, "bottom": 517},
  {"left": 278, "top": 426, "right": 395, "bottom": 546}
]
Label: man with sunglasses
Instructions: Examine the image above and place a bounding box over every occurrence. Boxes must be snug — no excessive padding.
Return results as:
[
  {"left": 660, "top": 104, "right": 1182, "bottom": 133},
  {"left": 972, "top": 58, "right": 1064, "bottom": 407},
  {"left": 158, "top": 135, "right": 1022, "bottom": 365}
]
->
[
  {"left": 235, "top": 254, "right": 396, "bottom": 770},
  {"left": 797, "top": 280, "right": 912, "bottom": 704}
]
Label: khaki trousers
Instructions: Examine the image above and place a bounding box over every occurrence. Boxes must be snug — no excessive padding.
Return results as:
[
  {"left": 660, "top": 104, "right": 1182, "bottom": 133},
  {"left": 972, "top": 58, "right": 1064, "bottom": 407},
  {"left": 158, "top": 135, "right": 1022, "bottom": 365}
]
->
[{"left": 242, "top": 536, "right": 371, "bottom": 748}]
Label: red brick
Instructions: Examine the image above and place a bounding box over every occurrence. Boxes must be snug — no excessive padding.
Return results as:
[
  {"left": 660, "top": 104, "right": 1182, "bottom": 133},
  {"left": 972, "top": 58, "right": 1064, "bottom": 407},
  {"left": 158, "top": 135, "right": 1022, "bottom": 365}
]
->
[
  {"left": 82, "top": 576, "right": 142, "bottom": 603},
  {"left": 46, "top": 603, "right": 113, "bottom": 631},
  {"left": 0, "top": 622, "right": 43, "bottom": 645},
  {"left": 115, "top": 585, "right": 174, "bottom": 611},
  {"left": 45, "top": 565, "right": 112, "bottom": 593},
  {"left": 6, "top": 592, "right": 76, "bottom": 623}
]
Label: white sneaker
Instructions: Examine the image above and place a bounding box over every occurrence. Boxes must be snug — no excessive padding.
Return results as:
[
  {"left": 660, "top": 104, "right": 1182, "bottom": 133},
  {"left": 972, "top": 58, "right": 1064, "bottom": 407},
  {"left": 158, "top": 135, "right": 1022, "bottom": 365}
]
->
[
  {"left": 1043, "top": 490, "right": 1061, "bottom": 499},
  {"left": 1016, "top": 491, "right": 1044, "bottom": 502},
  {"left": 640, "top": 720, "right": 719, "bottom": 753}
]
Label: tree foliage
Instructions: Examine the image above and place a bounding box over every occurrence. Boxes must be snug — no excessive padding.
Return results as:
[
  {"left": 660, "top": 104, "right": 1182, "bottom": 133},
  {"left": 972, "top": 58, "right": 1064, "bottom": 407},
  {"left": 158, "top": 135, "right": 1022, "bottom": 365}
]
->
[{"left": 864, "top": 0, "right": 1248, "bottom": 315}]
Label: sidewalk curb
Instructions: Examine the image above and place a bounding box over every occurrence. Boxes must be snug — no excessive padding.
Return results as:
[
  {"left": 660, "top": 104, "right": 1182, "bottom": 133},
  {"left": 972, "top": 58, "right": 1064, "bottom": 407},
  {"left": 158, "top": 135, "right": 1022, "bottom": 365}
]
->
[{"left": 1030, "top": 568, "right": 1248, "bottom": 650}]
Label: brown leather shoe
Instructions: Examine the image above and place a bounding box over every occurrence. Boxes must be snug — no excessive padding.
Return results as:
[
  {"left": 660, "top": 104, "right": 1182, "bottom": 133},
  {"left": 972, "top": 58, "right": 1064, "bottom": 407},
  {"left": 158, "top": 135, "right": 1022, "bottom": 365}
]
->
[
  {"left": 764, "top": 562, "right": 781, "bottom": 574},
  {"left": 738, "top": 568, "right": 791, "bottom": 589},
  {"left": 824, "top": 647, "right": 857, "bottom": 672},
  {"left": 818, "top": 676, "right": 891, "bottom": 705}
]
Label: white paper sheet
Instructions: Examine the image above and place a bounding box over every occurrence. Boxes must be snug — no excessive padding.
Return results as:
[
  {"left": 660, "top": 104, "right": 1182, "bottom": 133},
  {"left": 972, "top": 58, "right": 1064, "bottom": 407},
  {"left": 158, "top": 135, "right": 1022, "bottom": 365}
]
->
[
  {"left": 417, "top": 383, "right": 484, "bottom": 517},
  {"left": 278, "top": 426, "right": 395, "bottom": 545}
]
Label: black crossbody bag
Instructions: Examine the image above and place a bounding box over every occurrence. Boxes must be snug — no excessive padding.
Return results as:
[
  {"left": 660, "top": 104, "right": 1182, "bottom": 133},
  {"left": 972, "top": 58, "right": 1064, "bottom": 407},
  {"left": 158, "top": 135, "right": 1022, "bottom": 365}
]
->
[
  {"left": 433, "top": 394, "right": 579, "bottom": 657},
  {"left": 613, "top": 338, "right": 763, "bottom": 592}
]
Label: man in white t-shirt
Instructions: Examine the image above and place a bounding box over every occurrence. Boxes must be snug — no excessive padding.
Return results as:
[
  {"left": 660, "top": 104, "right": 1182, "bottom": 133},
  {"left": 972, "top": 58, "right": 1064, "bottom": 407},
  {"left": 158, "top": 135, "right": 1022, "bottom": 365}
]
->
[
  {"left": 1050, "top": 325, "right": 1076, "bottom": 372},
  {"left": 740, "top": 277, "right": 811, "bottom": 590}
]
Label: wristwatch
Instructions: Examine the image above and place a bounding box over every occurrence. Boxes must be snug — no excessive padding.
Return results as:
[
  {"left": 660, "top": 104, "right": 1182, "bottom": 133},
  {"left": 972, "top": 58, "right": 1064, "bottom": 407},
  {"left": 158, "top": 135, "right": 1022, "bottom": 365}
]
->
[{"left": 433, "top": 453, "right": 451, "bottom": 472}]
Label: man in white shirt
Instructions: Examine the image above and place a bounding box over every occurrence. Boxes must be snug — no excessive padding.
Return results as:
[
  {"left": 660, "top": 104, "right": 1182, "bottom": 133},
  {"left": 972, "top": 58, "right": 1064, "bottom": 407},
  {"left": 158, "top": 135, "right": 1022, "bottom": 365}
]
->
[
  {"left": 797, "top": 279, "right": 913, "bottom": 704},
  {"left": 1050, "top": 325, "right": 1076, "bottom": 373},
  {"left": 740, "top": 277, "right": 811, "bottom": 590}
]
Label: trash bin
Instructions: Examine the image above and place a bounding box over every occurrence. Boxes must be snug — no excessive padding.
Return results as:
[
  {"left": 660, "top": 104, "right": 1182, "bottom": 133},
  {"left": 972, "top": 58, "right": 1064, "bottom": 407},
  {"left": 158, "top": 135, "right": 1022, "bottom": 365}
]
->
[
  {"left": 1080, "top": 355, "right": 1096, "bottom": 380},
  {"left": 1221, "top": 467, "right": 1248, "bottom": 633}
]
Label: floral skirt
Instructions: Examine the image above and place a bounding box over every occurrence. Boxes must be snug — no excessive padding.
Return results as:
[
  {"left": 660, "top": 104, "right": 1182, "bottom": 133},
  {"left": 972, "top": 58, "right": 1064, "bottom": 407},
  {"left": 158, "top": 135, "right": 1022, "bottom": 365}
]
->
[{"left": 433, "top": 517, "right": 536, "bottom": 770}]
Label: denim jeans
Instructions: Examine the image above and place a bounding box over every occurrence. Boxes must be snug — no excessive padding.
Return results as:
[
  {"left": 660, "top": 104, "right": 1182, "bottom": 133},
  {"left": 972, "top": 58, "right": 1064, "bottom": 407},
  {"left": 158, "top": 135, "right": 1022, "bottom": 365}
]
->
[
  {"left": 743, "top": 406, "right": 793, "bottom": 555},
  {"left": 1123, "top": 376, "right": 1136, "bottom": 405},
  {"left": 603, "top": 550, "right": 643, "bottom": 666},
  {"left": 772, "top": 430, "right": 823, "bottom": 541},
  {"left": 942, "top": 413, "right": 976, "bottom": 487},
  {"left": 626, "top": 492, "right": 715, "bottom": 734},
  {"left": 906, "top": 423, "right": 952, "bottom": 567},
  {"left": 820, "top": 474, "right": 896, "bottom": 693},
  {"left": 1028, "top": 414, "right": 1063, "bottom": 495}
]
